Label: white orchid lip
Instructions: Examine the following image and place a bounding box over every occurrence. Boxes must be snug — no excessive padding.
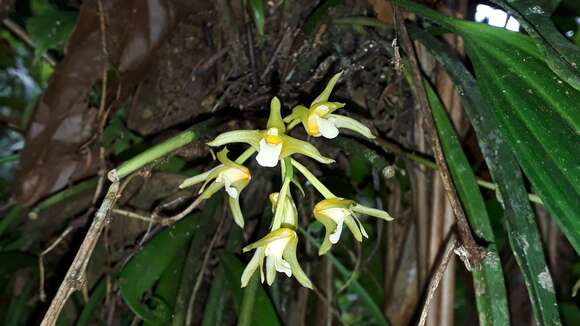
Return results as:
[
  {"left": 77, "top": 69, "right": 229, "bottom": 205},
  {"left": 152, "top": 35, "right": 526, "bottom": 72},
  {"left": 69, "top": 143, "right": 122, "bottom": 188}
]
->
[
  {"left": 265, "top": 237, "right": 292, "bottom": 277},
  {"left": 216, "top": 167, "right": 251, "bottom": 199},
  {"left": 256, "top": 139, "right": 283, "bottom": 167},
  {"left": 324, "top": 207, "right": 349, "bottom": 243},
  {"left": 315, "top": 115, "right": 339, "bottom": 139}
]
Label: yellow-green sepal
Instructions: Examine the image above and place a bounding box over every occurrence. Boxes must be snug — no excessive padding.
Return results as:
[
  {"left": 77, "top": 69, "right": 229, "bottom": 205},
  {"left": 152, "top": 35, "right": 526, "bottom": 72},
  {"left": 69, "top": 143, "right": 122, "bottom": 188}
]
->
[
  {"left": 284, "top": 105, "right": 309, "bottom": 130},
  {"left": 241, "top": 247, "right": 265, "bottom": 287},
  {"left": 345, "top": 214, "right": 368, "bottom": 241},
  {"left": 228, "top": 195, "right": 245, "bottom": 228},
  {"left": 199, "top": 181, "right": 223, "bottom": 200},
  {"left": 351, "top": 203, "right": 393, "bottom": 221},
  {"left": 315, "top": 215, "right": 338, "bottom": 255},
  {"left": 242, "top": 228, "right": 294, "bottom": 252},
  {"left": 207, "top": 130, "right": 262, "bottom": 148},
  {"left": 267, "top": 97, "right": 286, "bottom": 132},
  {"left": 179, "top": 167, "right": 217, "bottom": 189},
  {"left": 330, "top": 114, "right": 375, "bottom": 139},
  {"left": 283, "top": 235, "right": 313, "bottom": 288},
  {"left": 311, "top": 71, "right": 342, "bottom": 106},
  {"left": 280, "top": 135, "right": 334, "bottom": 164}
]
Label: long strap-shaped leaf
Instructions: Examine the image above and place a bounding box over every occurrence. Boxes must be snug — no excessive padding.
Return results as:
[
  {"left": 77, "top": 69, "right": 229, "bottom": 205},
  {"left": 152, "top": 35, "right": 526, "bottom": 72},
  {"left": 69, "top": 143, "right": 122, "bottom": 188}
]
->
[
  {"left": 299, "top": 228, "right": 390, "bottom": 326},
  {"left": 412, "top": 29, "right": 561, "bottom": 326},
  {"left": 489, "top": 0, "right": 580, "bottom": 91},
  {"left": 405, "top": 67, "right": 511, "bottom": 326},
  {"left": 393, "top": 0, "right": 580, "bottom": 255}
]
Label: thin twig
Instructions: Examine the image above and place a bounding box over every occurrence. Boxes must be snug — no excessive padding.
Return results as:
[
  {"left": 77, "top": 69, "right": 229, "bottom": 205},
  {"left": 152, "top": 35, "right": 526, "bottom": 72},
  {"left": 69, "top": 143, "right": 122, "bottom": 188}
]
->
[
  {"left": 185, "top": 208, "right": 227, "bottom": 326},
  {"left": 2, "top": 18, "right": 57, "bottom": 66},
  {"left": 38, "top": 226, "right": 75, "bottom": 302},
  {"left": 311, "top": 285, "right": 343, "bottom": 322},
  {"left": 418, "top": 234, "right": 457, "bottom": 326},
  {"left": 96, "top": 0, "right": 111, "bottom": 131},
  {"left": 160, "top": 196, "right": 205, "bottom": 226},
  {"left": 40, "top": 177, "right": 121, "bottom": 326},
  {"left": 260, "top": 27, "right": 294, "bottom": 81},
  {"left": 391, "top": 4, "right": 483, "bottom": 265},
  {"left": 112, "top": 208, "right": 158, "bottom": 223},
  {"left": 373, "top": 136, "right": 542, "bottom": 204}
]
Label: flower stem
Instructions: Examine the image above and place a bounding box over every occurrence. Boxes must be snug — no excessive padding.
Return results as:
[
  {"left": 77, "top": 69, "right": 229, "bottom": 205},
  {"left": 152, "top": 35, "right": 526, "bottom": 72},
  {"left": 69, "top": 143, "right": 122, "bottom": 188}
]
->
[
  {"left": 290, "top": 159, "right": 335, "bottom": 199},
  {"left": 235, "top": 147, "right": 257, "bottom": 164},
  {"left": 29, "top": 177, "right": 99, "bottom": 218},
  {"left": 110, "top": 120, "right": 215, "bottom": 181},
  {"left": 272, "top": 158, "right": 293, "bottom": 229},
  {"left": 237, "top": 273, "right": 259, "bottom": 326}
]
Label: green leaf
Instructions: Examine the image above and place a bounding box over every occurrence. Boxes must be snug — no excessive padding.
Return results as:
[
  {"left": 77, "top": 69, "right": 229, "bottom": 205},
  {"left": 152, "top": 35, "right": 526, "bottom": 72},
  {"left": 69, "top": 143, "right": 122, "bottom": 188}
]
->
[
  {"left": 31, "top": 0, "right": 52, "bottom": 14},
  {"left": 26, "top": 9, "right": 77, "bottom": 58},
  {"left": 560, "top": 302, "right": 580, "bottom": 326},
  {"left": 77, "top": 278, "right": 107, "bottom": 326},
  {"left": 119, "top": 200, "right": 216, "bottom": 323},
  {"left": 412, "top": 29, "right": 561, "bottom": 326},
  {"left": 102, "top": 109, "right": 143, "bottom": 156},
  {"left": 489, "top": 0, "right": 580, "bottom": 91},
  {"left": 299, "top": 228, "right": 390, "bottom": 326},
  {"left": 220, "top": 253, "right": 281, "bottom": 326},
  {"left": 0, "top": 252, "right": 35, "bottom": 291},
  {"left": 249, "top": 0, "right": 265, "bottom": 36},
  {"left": 0, "top": 207, "right": 22, "bottom": 241},
  {"left": 304, "top": 0, "right": 344, "bottom": 33},
  {"left": 3, "top": 280, "right": 34, "bottom": 326},
  {"left": 419, "top": 76, "right": 511, "bottom": 326},
  {"left": 394, "top": 0, "right": 580, "bottom": 255},
  {"left": 201, "top": 268, "right": 227, "bottom": 326}
]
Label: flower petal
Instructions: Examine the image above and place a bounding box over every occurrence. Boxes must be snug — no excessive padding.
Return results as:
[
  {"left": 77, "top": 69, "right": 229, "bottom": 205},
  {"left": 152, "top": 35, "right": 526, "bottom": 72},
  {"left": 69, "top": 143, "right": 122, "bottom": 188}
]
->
[
  {"left": 228, "top": 196, "right": 245, "bottom": 228},
  {"left": 351, "top": 203, "right": 393, "bottom": 221},
  {"left": 283, "top": 235, "right": 313, "bottom": 288},
  {"left": 179, "top": 167, "right": 217, "bottom": 189},
  {"left": 256, "top": 139, "right": 282, "bottom": 167},
  {"left": 328, "top": 216, "right": 344, "bottom": 244},
  {"left": 199, "top": 181, "right": 224, "bottom": 200},
  {"left": 242, "top": 228, "right": 294, "bottom": 252},
  {"left": 344, "top": 214, "right": 364, "bottom": 242},
  {"left": 241, "top": 248, "right": 264, "bottom": 287},
  {"left": 312, "top": 210, "right": 338, "bottom": 255},
  {"left": 207, "top": 130, "right": 262, "bottom": 148},
  {"left": 316, "top": 116, "right": 339, "bottom": 139},
  {"left": 266, "top": 256, "right": 277, "bottom": 285},
  {"left": 330, "top": 114, "right": 375, "bottom": 139},
  {"left": 281, "top": 136, "right": 334, "bottom": 164},
  {"left": 216, "top": 173, "right": 238, "bottom": 198},
  {"left": 274, "top": 257, "right": 292, "bottom": 277},
  {"left": 311, "top": 72, "right": 342, "bottom": 106},
  {"left": 267, "top": 97, "right": 286, "bottom": 132}
]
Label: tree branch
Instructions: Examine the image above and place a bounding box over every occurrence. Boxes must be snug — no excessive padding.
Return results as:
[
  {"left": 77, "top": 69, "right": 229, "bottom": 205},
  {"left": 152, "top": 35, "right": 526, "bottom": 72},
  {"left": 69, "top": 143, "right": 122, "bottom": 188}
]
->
[{"left": 390, "top": 4, "right": 483, "bottom": 265}]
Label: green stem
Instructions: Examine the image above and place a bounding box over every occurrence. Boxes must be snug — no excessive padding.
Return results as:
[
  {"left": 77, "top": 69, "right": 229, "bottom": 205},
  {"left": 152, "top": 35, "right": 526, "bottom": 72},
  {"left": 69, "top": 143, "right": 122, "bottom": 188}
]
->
[
  {"left": 237, "top": 273, "right": 259, "bottom": 326},
  {"left": 235, "top": 147, "right": 257, "bottom": 164},
  {"left": 272, "top": 159, "right": 293, "bottom": 229},
  {"left": 0, "top": 153, "right": 19, "bottom": 164},
  {"left": 299, "top": 227, "right": 389, "bottom": 326},
  {"left": 112, "top": 120, "right": 215, "bottom": 180},
  {"left": 290, "top": 159, "right": 335, "bottom": 199},
  {"left": 29, "top": 177, "right": 99, "bottom": 218},
  {"left": 0, "top": 206, "right": 22, "bottom": 238}
]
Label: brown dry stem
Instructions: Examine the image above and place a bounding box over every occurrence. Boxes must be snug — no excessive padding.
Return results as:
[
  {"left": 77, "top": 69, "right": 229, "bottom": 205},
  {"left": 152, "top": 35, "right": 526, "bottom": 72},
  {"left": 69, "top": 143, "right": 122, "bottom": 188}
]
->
[{"left": 391, "top": 4, "right": 483, "bottom": 266}]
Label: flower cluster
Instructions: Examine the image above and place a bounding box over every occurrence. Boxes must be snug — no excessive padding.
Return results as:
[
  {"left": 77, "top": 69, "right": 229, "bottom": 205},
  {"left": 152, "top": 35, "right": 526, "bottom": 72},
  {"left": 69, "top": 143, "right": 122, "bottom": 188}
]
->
[{"left": 179, "top": 72, "right": 393, "bottom": 288}]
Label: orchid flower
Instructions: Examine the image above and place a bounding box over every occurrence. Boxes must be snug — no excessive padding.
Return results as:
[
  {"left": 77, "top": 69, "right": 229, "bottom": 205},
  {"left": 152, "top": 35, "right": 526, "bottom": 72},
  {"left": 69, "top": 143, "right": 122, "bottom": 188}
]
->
[
  {"left": 207, "top": 97, "right": 334, "bottom": 168},
  {"left": 241, "top": 228, "right": 312, "bottom": 288},
  {"left": 284, "top": 72, "right": 375, "bottom": 140},
  {"left": 313, "top": 198, "right": 392, "bottom": 255},
  {"left": 269, "top": 192, "right": 298, "bottom": 227},
  {"left": 178, "top": 148, "right": 251, "bottom": 227}
]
